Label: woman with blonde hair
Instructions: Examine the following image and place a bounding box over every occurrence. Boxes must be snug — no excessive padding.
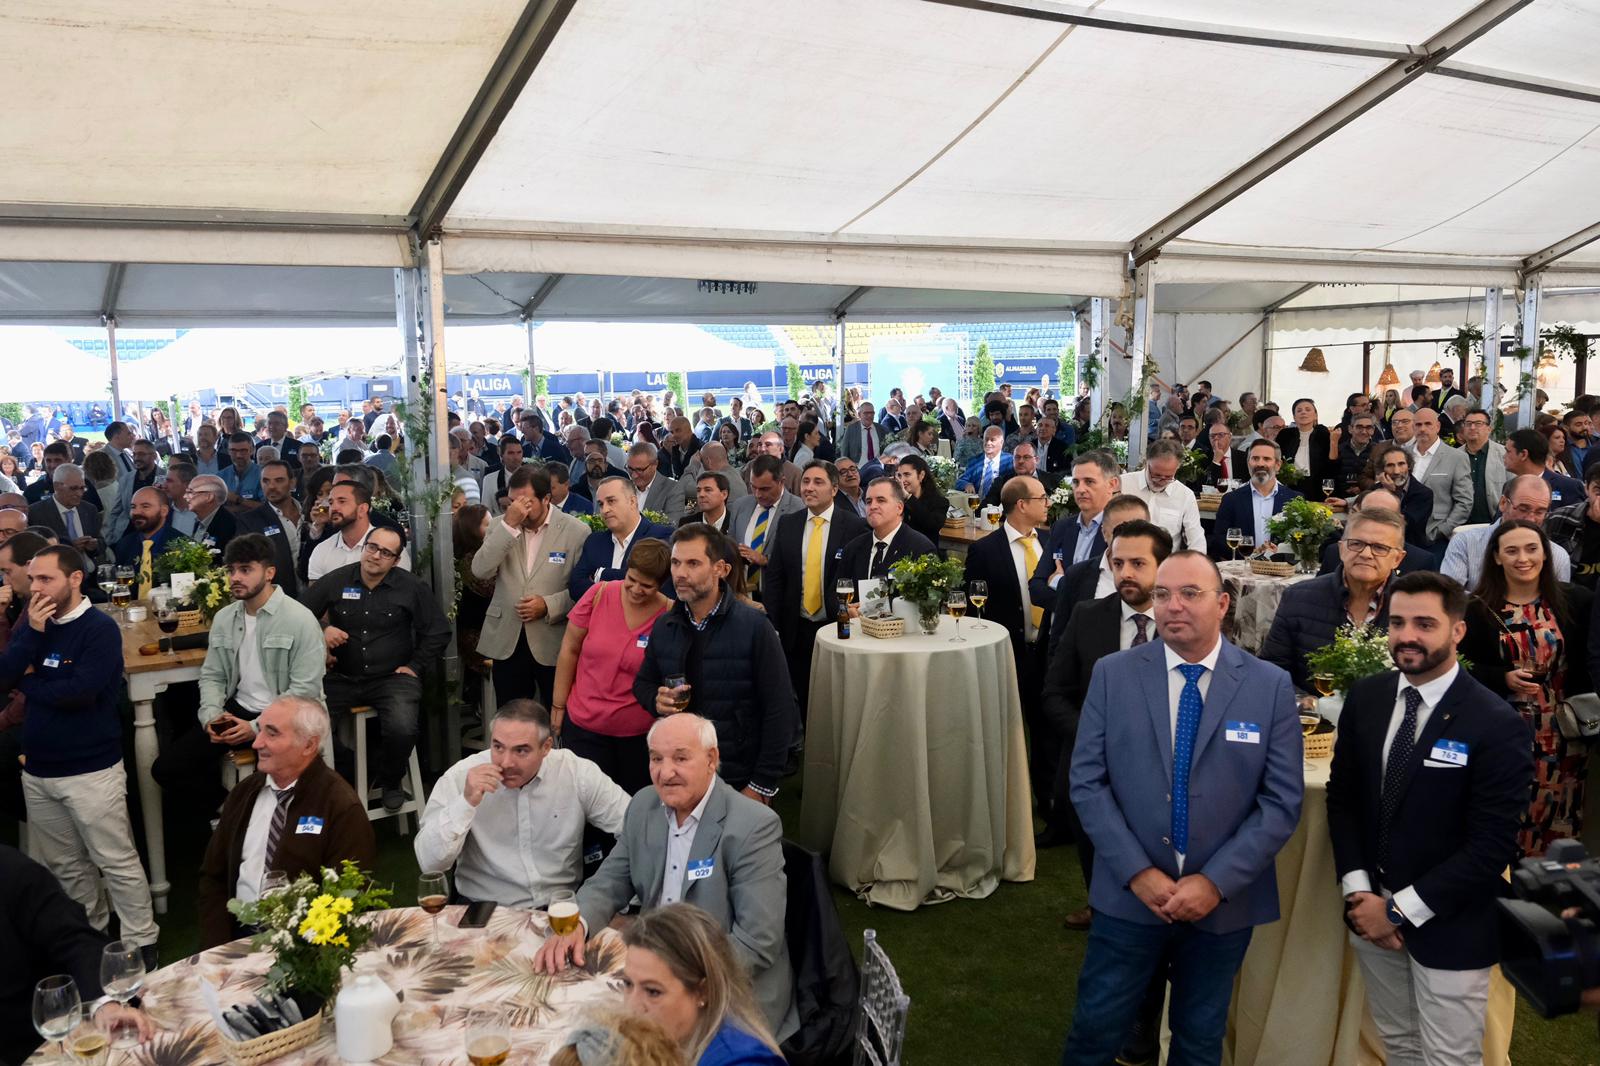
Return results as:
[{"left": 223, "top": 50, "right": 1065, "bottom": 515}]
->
[
  {"left": 621, "top": 904, "right": 785, "bottom": 1066},
  {"left": 552, "top": 1010, "right": 685, "bottom": 1066}
]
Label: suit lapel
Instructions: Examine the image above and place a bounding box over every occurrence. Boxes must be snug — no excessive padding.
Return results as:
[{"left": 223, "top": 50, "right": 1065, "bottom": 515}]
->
[
  {"left": 682, "top": 785, "right": 728, "bottom": 903},
  {"left": 639, "top": 795, "right": 670, "bottom": 908},
  {"left": 1190, "top": 642, "right": 1246, "bottom": 766},
  {"left": 1139, "top": 642, "right": 1175, "bottom": 786}
]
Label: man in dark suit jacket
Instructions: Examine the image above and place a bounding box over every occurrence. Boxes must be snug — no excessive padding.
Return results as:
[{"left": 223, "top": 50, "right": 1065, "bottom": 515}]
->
[
  {"left": 837, "top": 477, "right": 937, "bottom": 583},
  {"left": 1030, "top": 450, "right": 1121, "bottom": 610},
  {"left": 568, "top": 476, "right": 675, "bottom": 603},
  {"left": 1206, "top": 440, "right": 1302, "bottom": 559},
  {"left": 26, "top": 467, "right": 101, "bottom": 560},
  {"left": 236, "top": 504, "right": 301, "bottom": 600},
  {"left": 186, "top": 475, "right": 239, "bottom": 556},
  {"left": 112, "top": 488, "right": 189, "bottom": 596},
  {"left": 762, "top": 461, "right": 868, "bottom": 716},
  {"left": 1372, "top": 443, "right": 1436, "bottom": 548},
  {"left": 1326, "top": 572, "right": 1532, "bottom": 1063},
  {"left": 1045, "top": 495, "right": 1154, "bottom": 655},
  {"left": 1200, "top": 422, "right": 1247, "bottom": 489},
  {"left": 21, "top": 443, "right": 103, "bottom": 512}
]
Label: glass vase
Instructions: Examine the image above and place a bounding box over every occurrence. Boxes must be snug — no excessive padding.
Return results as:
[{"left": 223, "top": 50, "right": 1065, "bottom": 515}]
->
[{"left": 916, "top": 602, "right": 942, "bottom": 635}]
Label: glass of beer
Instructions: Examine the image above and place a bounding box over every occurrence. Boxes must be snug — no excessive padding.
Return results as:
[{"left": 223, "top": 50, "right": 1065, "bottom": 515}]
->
[
  {"left": 969, "top": 580, "right": 988, "bottom": 628},
  {"left": 1300, "top": 714, "right": 1321, "bottom": 738},
  {"left": 418, "top": 870, "right": 449, "bottom": 950},
  {"left": 665, "top": 674, "right": 691, "bottom": 712},
  {"left": 547, "top": 889, "right": 581, "bottom": 937},
  {"left": 465, "top": 1007, "right": 512, "bottom": 1066},
  {"left": 966, "top": 494, "right": 981, "bottom": 520},
  {"left": 835, "top": 579, "right": 856, "bottom": 608},
  {"left": 1312, "top": 673, "right": 1335, "bottom": 698},
  {"left": 947, "top": 590, "right": 967, "bottom": 643},
  {"left": 1225, "top": 527, "right": 1242, "bottom": 562},
  {"left": 66, "top": 1018, "right": 109, "bottom": 1065}
]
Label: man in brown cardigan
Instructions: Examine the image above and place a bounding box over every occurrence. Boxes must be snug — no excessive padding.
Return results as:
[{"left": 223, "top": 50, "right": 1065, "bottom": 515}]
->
[{"left": 198, "top": 696, "right": 376, "bottom": 948}]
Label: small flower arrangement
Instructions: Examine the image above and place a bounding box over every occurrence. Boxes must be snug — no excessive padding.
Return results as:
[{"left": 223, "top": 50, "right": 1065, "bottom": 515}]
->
[
  {"left": 227, "top": 861, "right": 391, "bottom": 1007},
  {"left": 1305, "top": 623, "right": 1393, "bottom": 696},
  {"left": 1177, "top": 447, "right": 1209, "bottom": 485},
  {"left": 608, "top": 432, "right": 627, "bottom": 447},
  {"left": 1047, "top": 479, "right": 1078, "bottom": 523},
  {"left": 927, "top": 455, "right": 959, "bottom": 495},
  {"left": 1266, "top": 497, "right": 1338, "bottom": 571},
  {"left": 643, "top": 510, "right": 671, "bottom": 527},
  {"left": 889, "top": 553, "right": 966, "bottom": 633},
  {"left": 576, "top": 512, "right": 607, "bottom": 533},
  {"left": 153, "top": 540, "right": 230, "bottom": 623}
]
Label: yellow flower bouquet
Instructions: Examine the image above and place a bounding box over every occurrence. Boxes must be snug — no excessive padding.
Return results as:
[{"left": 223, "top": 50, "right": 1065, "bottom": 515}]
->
[{"left": 227, "top": 861, "right": 391, "bottom": 1008}]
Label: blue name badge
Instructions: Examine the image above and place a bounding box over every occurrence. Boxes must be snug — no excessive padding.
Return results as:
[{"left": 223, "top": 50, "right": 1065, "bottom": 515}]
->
[
  {"left": 635, "top": 635, "right": 650, "bottom": 649},
  {"left": 341, "top": 587, "right": 362, "bottom": 600},
  {"left": 548, "top": 551, "right": 567, "bottom": 564},
  {"left": 42, "top": 653, "right": 61, "bottom": 669},
  {"left": 262, "top": 525, "right": 282, "bottom": 537},
  {"left": 834, "top": 548, "right": 844, "bottom": 560},
  {"left": 1430, "top": 739, "right": 1469, "bottom": 767},
  {"left": 686, "top": 857, "right": 715, "bottom": 881},
  {"left": 295, "top": 816, "right": 324, "bottom": 836},
  {"left": 1224, "top": 721, "right": 1262, "bottom": 745}
]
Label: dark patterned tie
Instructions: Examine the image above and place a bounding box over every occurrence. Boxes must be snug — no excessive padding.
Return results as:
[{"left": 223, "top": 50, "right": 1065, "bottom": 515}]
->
[
  {"left": 1132, "top": 614, "right": 1151, "bottom": 646},
  {"left": 264, "top": 785, "right": 296, "bottom": 871},
  {"left": 870, "top": 541, "right": 888, "bottom": 579},
  {"left": 1171, "top": 664, "right": 1206, "bottom": 855},
  {"left": 1379, "top": 687, "right": 1422, "bottom": 865}
]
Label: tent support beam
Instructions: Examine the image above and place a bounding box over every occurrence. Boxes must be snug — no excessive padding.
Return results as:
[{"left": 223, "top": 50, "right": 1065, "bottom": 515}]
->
[
  {"left": 100, "top": 264, "right": 126, "bottom": 320},
  {"left": 520, "top": 273, "right": 565, "bottom": 317},
  {"left": 525, "top": 317, "right": 538, "bottom": 405},
  {"left": 1483, "top": 287, "right": 1503, "bottom": 416},
  {"left": 104, "top": 315, "right": 122, "bottom": 418},
  {"left": 833, "top": 320, "right": 847, "bottom": 440},
  {"left": 1515, "top": 279, "right": 1541, "bottom": 430},
  {"left": 409, "top": 0, "right": 578, "bottom": 237},
  {"left": 1522, "top": 220, "right": 1600, "bottom": 278},
  {"left": 1086, "top": 298, "right": 1106, "bottom": 425},
  {"left": 1129, "top": 0, "right": 1532, "bottom": 263},
  {"left": 1126, "top": 261, "right": 1154, "bottom": 469},
  {"left": 1265, "top": 283, "right": 1318, "bottom": 313},
  {"left": 832, "top": 287, "right": 872, "bottom": 318}
]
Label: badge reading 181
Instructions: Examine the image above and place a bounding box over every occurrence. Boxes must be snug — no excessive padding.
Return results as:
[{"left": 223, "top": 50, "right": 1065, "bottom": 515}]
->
[{"left": 1224, "top": 721, "right": 1261, "bottom": 744}]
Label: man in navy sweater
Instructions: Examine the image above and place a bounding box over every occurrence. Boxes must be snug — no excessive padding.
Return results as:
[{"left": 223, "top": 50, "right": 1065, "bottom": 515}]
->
[{"left": 0, "top": 545, "right": 159, "bottom": 963}]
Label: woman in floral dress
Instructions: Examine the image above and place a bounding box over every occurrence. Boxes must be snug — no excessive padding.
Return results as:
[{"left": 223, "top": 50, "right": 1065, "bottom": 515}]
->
[{"left": 1461, "top": 519, "right": 1594, "bottom": 857}]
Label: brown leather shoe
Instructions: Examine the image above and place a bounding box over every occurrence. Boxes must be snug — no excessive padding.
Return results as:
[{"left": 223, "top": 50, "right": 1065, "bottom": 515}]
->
[{"left": 1062, "top": 906, "right": 1092, "bottom": 931}]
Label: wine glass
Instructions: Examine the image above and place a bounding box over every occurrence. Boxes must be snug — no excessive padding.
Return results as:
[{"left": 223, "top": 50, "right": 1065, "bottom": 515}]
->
[
  {"left": 1240, "top": 535, "right": 1255, "bottom": 559},
  {"left": 65, "top": 1016, "right": 109, "bottom": 1065},
  {"left": 96, "top": 564, "right": 117, "bottom": 612},
  {"left": 1321, "top": 478, "right": 1336, "bottom": 499},
  {"left": 261, "top": 870, "right": 290, "bottom": 895},
  {"left": 1225, "top": 527, "right": 1242, "bottom": 562},
  {"left": 154, "top": 601, "right": 180, "bottom": 658},
  {"left": 1312, "top": 673, "right": 1336, "bottom": 699},
  {"left": 834, "top": 578, "right": 856, "bottom": 613},
  {"left": 418, "top": 871, "right": 449, "bottom": 950},
  {"left": 99, "top": 942, "right": 144, "bottom": 1017},
  {"left": 33, "top": 975, "right": 82, "bottom": 1062},
  {"left": 968, "top": 580, "right": 988, "bottom": 628},
  {"left": 946, "top": 590, "right": 967, "bottom": 643},
  {"left": 464, "top": 1007, "right": 511, "bottom": 1066}
]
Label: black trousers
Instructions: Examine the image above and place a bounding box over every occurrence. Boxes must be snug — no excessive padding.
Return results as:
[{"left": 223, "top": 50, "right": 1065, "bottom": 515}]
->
[
  {"left": 559, "top": 717, "right": 650, "bottom": 870},
  {"left": 0, "top": 727, "right": 24, "bottom": 823},
  {"left": 1015, "top": 636, "right": 1054, "bottom": 814},
  {"left": 150, "top": 697, "right": 257, "bottom": 820},
  {"left": 1051, "top": 715, "right": 1094, "bottom": 887},
  {"left": 784, "top": 617, "right": 831, "bottom": 738},
  {"left": 323, "top": 673, "right": 424, "bottom": 790},
  {"left": 491, "top": 631, "right": 556, "bottom": 711}
]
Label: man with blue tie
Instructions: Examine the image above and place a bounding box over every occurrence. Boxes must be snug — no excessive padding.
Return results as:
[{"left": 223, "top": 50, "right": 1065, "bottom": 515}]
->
[
  {"left": 1062, "top": 550, "right": 1303, "bottom": 1065},
  {"left": 1206, "top": 439, "right": 1303, "bottom": 559},
  {"left": 958, "top": 426, "right": 1013, "bottom": 498},
  {"left": 727, "top": 455, "right": 803, "bottom": 595}
]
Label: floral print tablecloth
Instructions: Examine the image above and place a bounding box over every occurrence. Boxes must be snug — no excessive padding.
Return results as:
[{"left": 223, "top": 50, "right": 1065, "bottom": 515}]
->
[
  {"left": 82, "top": 906, "right": 624, "bottom": 1066},
  {"left": 1216, "top": 560, "right": 1313, "bottom": 654}
]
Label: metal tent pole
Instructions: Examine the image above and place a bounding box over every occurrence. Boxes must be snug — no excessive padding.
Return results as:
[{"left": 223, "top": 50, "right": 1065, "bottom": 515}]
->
[
  {"left": 833, "top": 318, "right": 847, "bottom": 439},
  {"left": 1515, "top": 279, "right": 1541, "bottom": 430},
  {"left": 1086, "top": 300, "right": 1107, "bottom": 426},
  {"left": 1126, "top": 262, "right": 1154, "bottom": 470},
  {"left": 525, "top": 316, "right": 538, "bottom": 408},
  {"left": 104, "top": 315, "right": 122, "bottom": 419},
  {"left": 418, "top": 241, "right": 455, "bottom": 613},
  {"left": 1483, "top": 287, "right": 1502, "bottom": 415}
]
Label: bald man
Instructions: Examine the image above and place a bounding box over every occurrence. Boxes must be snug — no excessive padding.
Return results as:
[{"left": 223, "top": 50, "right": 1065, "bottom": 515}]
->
[{"left": 0, "top": 509, "right": 26, "bottom": 545}]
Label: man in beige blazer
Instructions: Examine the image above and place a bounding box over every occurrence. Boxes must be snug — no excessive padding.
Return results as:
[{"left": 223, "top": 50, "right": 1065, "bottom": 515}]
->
[{"left": 470, "top": 465, "right": 589, "bottom": 706}]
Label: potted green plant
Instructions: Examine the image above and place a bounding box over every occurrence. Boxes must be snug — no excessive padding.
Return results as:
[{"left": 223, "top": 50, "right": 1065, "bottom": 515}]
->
[
  {"left": 888, "top": 553, "right": 966, "bottom": 635},
  {"left": 1266, "top": 497, "right": 1339, "bottom": 573}
]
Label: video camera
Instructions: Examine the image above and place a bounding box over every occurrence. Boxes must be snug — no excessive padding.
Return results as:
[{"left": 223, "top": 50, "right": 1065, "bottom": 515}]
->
[{"left": 1500, "top": 838, "right": 1600, "bottom": 1017}]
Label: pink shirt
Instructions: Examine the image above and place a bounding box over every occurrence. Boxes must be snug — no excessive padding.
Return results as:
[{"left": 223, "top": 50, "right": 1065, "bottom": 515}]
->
[{"left": 565, "top": 581, "right": 669, "bottom": 736}]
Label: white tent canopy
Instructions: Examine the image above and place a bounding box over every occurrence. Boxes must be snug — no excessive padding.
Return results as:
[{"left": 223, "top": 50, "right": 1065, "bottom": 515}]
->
[{"left": 2, "top": 328, "right": 121, "bottom": 401}]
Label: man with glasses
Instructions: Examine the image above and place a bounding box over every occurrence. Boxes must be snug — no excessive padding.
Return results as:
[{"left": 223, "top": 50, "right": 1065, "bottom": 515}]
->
[
  {"left": 1333, "top": 412, "right": 1381, "bottom": 497},
  {"left": 303, "top": 525, "right": 450, "bottom": 811},
  {"left": 626, "top": 442, "right": 685, "bottom": 523},
  {"left": 1440, "top": 474, "right": 1570, "bottom": 591},
  {"left": 1120, "top": 440, "right": 1205, "bottom": 553},
  {"left": 305, "top": 481, "right": 410, "bottom": 582},
  {"left": 1456, "top": 409, "right": 1505, "bottom": 524},
  {"left": 1263, "top": 508, "right": 1408, "bottom": 692},
  {"left": 1063, "top": 551, "right": 1302, "bottom": 1064},
  {"left": 1546, "top": 464, "right": 1600, "bottom": 589}
]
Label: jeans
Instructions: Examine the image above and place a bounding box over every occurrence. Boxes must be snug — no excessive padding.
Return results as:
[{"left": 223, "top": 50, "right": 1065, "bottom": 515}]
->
[
  {"left": 1061, "top": 911, "right": 1252, "bottom": 1066},
  {"left": 324, "top": 673, "right": 423, "bottom": 789}
]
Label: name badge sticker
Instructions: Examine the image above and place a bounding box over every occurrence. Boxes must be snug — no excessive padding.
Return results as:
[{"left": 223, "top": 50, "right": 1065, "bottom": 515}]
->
[
  {"left": 835, "top": 548, "right": 845, "bottom": 560},
  {"left": 686, "top": 858, "right": 715, "bottom": 881},
  {"left": 1224, "top": 721, "right": 1262, "bottom": 744},
  {"left": 635, "top": 635, "right": 650, "bottom": 649},
  {"left": 42, "top": 653, "right": 61, "bottom": 669},
  {"left": 341, "top": 587, "right": 362, "bottom": 601},
  {"left": 295, "top": 816, "right": 324, "bottom": 836},
  {"left": 548, "top": 551, "right": 568, "bottom": 564},
  {"left": 1430, "top": 739, "right": 1469, "bottom": 766},
  {"left": 262, "top": 525, "right": 282, "bottom": 537}
]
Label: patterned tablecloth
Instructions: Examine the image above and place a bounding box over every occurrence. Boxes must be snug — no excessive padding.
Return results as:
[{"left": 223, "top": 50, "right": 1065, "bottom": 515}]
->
[
  {"left": 1217, "top": 560, "right": 1314, "bottom": 654},
  {"left": 54, "top": 906, "right": 625, "bottom": 1065}
]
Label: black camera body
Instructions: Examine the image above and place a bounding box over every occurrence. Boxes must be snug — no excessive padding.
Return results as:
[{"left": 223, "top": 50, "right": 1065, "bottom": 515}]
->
[{"left": 1499, "top": 838, "right": 1600, "bottom": 1017}]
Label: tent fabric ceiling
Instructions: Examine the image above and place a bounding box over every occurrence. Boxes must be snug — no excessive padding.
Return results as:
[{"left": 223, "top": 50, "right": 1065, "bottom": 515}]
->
[{"left": 0, "top": 0, "right": 1597, "bottom": 314}]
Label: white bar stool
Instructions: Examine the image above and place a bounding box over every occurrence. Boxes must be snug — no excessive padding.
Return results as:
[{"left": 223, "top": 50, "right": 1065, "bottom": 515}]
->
[{"left": 343, "top": 705, "right": 424, "bottom": 834}]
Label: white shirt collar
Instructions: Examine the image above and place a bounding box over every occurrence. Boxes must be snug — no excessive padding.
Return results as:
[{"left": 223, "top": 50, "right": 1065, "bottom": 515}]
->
[
  {"left": 808, "top": 504, "right": 835, "bottom": 524},
  {"left": 874, "top": 522, "right": 901, "bottom": 549},
  {"left": 614, "top": 518, "right": 642, "bottom": 550},
  {"left": 666, "top": 781, "right": 716, "bottom": 830},
  {"left": 54, "top": 596, "right": 92, "bottom": 624},
  {"left": 1004, "top": 520, "right": 1035, "bottom": 544},
  {"left": 1120, "top": 600, "right": 1152, "bottom": 623},
  {"left": 1416, "top": 438, "right": 1440, "bottom": 458},
  {"left": 1251, "top": 479, "right": 1278, "bottom": 498},
  {"left": 1403, "top": 662, "right": 1459, "bottom": 708},
  {"left": 1163, "top": 636, "right": 1223, "bottom": 675}
]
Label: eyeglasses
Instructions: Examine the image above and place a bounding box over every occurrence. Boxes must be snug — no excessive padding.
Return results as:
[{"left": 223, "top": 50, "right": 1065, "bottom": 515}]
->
[
  {"left": 363, "top": 543, "right": 401, "bottom": 561},
  {"left": 1151, "top": 586, "right": 1222, "bottom": 604},
  {"left": 1342, "top": 538, "right": 1398, "bottom": 559}
]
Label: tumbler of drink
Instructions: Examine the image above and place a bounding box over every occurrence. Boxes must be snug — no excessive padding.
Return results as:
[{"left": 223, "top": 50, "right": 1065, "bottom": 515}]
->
[
  {"left": 465, "top": 1008, "right": 512, "bottom": 1066},
  {"left": 547, "top": 889, "right": 581, "bottom": 937},
  {"left": 665, "top": 674, "right": 690, "bottom": 712}
]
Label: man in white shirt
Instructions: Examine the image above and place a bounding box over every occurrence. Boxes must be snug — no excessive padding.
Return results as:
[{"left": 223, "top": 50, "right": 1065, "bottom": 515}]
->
[
  {"left": 1405, "top": 408, "right": 1473, "bottom": 548},
  {"left": 305, "top": 481, "right": 411, "bottom": 582},
  {"left": 1120, "top": 440, "right": 1206, "bottom": 553},
  {"left": 415, "top": 700, "right": 629, "bottom": 909}
]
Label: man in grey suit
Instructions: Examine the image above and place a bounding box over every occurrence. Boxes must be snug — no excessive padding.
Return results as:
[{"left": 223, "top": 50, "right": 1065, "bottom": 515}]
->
[
  {"left": 471, "top": 465, "right": 589, "bottom": 707},
  {"left": 728, "top": 455, "right": 805, "bottom": 592},
  {"left": 534, "top": 713, "right": 797, "bottom": 1041},
  {"left": 625, "top": 442, "right": 685, "bottom": 523},
  {"left": 1406, "top": 408, "right": 1473, "bottom": 551},
  {"left": 837, "top": 402, "right": 889, "bottom": 466},
  {"left": 1063, "top": 550, "right": 1303, "bottom": 1065},
  {"left": 26, "top": 464, "right": 101, "bottom": 561}
]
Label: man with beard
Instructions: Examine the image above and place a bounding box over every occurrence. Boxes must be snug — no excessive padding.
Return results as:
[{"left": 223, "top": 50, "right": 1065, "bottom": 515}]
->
[
  {"left": 1327, "top": 572, "right": 1530, "bottom": 1065},
  {"left": 0, "top": 545, "right": 160, "bottom": 966},
  {"left": 236, "top": 460, "right": 303, "bottom": 599},
  {"left": 1207, "top": 440, "right": 1302, "bottom": 559},
  {"left": 1565, "top": 408, "right": 1594, "bottom": 473},
  {"left": 570, "top": 439, "right": 628, "bottom": 503},
  {"left": 1370, "top": 444, "right": 1435, "bottom": 551},
  {"left": 152, "top": 535, "right": 325, "bottom": 819},
  {"left": 304, "top": 481, "right": 410, "bottom": 583},
  {"left": 304, "top": 525, "right": 450, "bottom": 811},
  {"left": 112, "top": 487, "right": 188, "bottom": 597}
]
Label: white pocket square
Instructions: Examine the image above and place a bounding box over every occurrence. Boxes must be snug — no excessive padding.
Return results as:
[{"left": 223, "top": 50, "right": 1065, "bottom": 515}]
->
[{"left": 1422, "top": 758, "right": 1463, "bottom": 769}]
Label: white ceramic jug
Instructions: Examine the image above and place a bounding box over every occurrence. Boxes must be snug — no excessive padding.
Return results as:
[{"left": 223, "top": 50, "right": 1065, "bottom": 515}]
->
[{"left": 334, "top": 973, "right": 400, "bottom": 1063}]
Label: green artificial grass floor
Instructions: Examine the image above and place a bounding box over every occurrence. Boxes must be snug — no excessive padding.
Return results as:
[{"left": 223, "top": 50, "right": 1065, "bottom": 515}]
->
[{"left": 9, "top": 772, "right": 1600, "bottom": 1064}]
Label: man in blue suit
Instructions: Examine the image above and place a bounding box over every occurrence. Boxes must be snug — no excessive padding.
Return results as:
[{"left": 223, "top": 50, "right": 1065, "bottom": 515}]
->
[
  {"left": 1063, "top": 550, "right": 1303, "bottom": 1065},
  {"left": 957, "top": 426, "right": 1013, "bottom": 497},
  {"left": 1205, "top": 439, "right": 1303, "bottom": 559},
  {"left": 568, "top": 476, "right": 674, "bottom": 603},
  {"left": 548, "top": 465, "right": 593, "bottom": 516}
]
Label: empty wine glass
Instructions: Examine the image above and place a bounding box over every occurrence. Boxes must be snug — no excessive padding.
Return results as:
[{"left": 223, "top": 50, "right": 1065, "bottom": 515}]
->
[
  {"left": 260, "top": 870, "right": 290, "bottom": 895},
  {"left": 33, "top": 975, "right": 82, "bottom": 1062}
]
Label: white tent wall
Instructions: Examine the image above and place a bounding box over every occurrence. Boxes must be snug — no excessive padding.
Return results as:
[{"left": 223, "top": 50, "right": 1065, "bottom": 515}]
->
[{"left": 1148, "top": 313, "right": 1266, "bottom": 407}]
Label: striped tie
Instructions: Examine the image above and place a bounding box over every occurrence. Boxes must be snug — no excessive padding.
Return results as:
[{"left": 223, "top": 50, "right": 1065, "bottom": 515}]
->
[
  {"left": 1018, "top": 535, "right": 1045, "bottom": 631},
  {"left": 264, "top": 785, "right": 296, "bottom": 871},
  {"left": 749, "top": 507, "right": 772, "bottom": 589}
]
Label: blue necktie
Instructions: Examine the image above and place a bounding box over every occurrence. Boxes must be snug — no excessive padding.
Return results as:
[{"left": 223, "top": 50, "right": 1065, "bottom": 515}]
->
[
  {"left": 981, "top": 461, "right": 995, "bottom": 496},
  {"left": 63, "top": 508, "right": 79, "bottom": 542},
  {"left": 1172, "top": 663, "right": 1207, "bottom": 856}
]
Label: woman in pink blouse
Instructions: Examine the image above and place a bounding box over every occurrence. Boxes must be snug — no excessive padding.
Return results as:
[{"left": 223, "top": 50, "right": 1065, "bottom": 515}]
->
[{"left": 551, "top": 538, "right": 673, "bottom": 795}]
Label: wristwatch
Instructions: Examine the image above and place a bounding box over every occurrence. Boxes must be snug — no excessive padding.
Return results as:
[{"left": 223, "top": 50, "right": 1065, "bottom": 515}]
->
[{"left": 1385, "top": 899, "right": 1405, "bottom": 927}]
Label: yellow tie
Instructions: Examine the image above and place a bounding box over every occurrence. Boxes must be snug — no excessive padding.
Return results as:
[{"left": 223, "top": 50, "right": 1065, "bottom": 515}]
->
[
  {"left": 139, "top": 538, "right": 154, "bottom": 600},
  {"left": 1019, "top": 534, "right": 1045, "bottom": 631},
  {"left": 803, "top": 515, "right": 826, "bottom": 616}
]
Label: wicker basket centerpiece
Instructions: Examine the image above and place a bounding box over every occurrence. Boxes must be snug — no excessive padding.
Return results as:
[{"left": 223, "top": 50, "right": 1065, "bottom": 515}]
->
[
  {"left": 858, "top": 613, "right": 906, "bottom": 639},
  {"left": 1248, "top": 559, "right": 1298, "bottom": 578},
  {"left": 221, "top": 1000, "right": 328, "bottom": 1066}
]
